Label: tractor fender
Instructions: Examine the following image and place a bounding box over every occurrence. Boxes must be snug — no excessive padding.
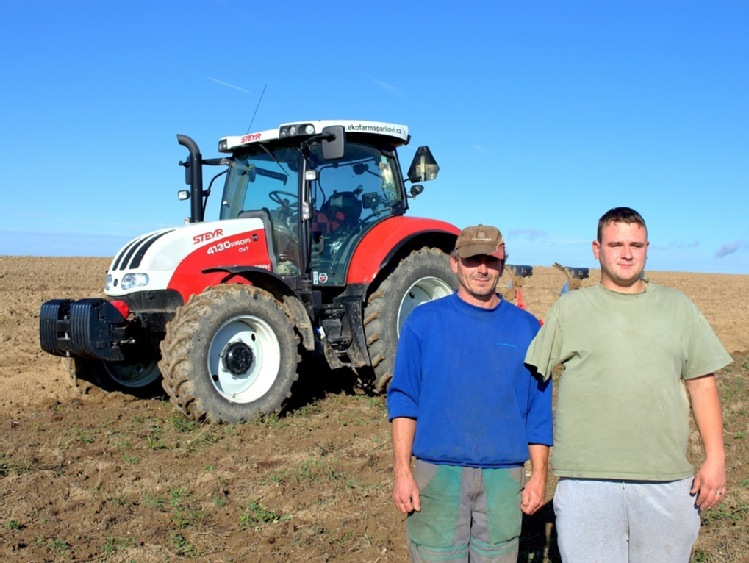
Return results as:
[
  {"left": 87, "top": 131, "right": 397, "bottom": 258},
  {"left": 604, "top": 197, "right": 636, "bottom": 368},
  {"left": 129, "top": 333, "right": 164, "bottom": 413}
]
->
[
  {"left": 198, "top": 266, "right": 315, "bottom": 353},
  {"left": 346, "top": 216, "right": 460, "bottom": 285}
]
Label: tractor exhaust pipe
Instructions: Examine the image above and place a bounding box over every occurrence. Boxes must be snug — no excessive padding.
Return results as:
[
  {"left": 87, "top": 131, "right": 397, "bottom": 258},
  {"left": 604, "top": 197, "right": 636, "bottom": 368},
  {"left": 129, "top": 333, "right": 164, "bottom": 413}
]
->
[{"left": 177, "top": 134, "right": 205, "bottom": 223}]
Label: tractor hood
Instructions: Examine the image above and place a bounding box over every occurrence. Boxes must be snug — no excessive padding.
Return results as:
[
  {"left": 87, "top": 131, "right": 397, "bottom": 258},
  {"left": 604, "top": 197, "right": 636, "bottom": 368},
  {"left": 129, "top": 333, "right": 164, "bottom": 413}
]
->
[{"left": 104, "top": 217, "right": 268, "bottom": 298}]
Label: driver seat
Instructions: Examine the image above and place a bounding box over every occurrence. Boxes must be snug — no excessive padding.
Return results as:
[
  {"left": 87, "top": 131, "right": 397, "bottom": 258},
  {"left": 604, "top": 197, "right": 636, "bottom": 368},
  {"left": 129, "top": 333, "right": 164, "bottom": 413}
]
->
[{"left": 313, "top": 191, "right": 362, "bottom": 234}]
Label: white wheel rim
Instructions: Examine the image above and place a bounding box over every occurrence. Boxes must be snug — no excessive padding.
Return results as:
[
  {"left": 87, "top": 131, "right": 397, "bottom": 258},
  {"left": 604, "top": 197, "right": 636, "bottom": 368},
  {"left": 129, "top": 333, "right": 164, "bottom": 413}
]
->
[
  {"left": 397, "top": 276, "right": 453, "bottom": 334},
  {"left": 208, "top": 315, "right": 282, "bottom": 403}
]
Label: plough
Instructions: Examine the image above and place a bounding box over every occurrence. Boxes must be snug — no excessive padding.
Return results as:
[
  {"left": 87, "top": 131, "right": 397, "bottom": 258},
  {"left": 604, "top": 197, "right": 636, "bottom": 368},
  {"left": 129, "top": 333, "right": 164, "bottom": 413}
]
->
[
  {"left": 553, "top": 262, "right": 590, "bottom": 294},
  {"left": 500, "top": 263, "right": 591, "bottom": 310}
]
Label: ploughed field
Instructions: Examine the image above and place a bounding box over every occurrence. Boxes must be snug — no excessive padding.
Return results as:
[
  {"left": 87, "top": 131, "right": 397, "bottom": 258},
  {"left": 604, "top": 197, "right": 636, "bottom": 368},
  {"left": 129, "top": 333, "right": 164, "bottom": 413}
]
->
[{"left": 1, "top": 256, "right": 747, "bottom": 562}]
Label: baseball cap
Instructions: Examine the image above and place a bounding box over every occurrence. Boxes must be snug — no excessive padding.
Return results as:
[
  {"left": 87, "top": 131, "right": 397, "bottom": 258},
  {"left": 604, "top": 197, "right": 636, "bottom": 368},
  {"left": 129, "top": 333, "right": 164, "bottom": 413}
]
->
[{"left": 454, "top": 225, "right": 505, "bottom": 259}]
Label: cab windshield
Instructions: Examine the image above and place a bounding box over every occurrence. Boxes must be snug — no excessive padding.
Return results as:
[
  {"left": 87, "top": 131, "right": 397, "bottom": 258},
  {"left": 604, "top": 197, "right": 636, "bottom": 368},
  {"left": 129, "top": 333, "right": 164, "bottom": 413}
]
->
[{"left": 219, "top": 146, "right": 300, "bottom": 223}]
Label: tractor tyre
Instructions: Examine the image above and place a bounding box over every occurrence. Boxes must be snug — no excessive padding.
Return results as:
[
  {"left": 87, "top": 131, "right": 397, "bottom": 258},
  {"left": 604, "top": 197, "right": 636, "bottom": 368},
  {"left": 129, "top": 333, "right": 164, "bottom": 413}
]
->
[
  {"left": 159, "top": 285, "right": 300, "bottom": 423},
  {"left": 64, "top": 356, "right": 162, "bottom": 397},
  {"left": 363, "top": 247, "right": 456, "bottom": 393}
]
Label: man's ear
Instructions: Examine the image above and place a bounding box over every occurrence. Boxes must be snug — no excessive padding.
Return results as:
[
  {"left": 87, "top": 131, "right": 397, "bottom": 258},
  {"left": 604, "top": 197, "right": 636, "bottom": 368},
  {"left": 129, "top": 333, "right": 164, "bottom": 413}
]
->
[
  {"left": 450, "top": 255, "right": 459, "bottom": 274},
  {"left": 592, "top": 240, "right": 600, "bottom": 259}
]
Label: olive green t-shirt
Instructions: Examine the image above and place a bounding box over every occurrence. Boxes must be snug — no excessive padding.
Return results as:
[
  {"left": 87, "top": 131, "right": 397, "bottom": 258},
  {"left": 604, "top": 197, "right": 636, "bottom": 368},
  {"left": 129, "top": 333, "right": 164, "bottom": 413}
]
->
[{"left": 525, "top": 282, "right": 732, "bottom": 481}]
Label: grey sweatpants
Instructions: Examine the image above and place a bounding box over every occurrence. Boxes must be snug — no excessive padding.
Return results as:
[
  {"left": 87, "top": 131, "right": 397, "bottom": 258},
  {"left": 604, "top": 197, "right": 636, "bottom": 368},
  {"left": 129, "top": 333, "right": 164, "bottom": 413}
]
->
[{"left": 553, "top": 477, "right": 701, "bottom": 563}]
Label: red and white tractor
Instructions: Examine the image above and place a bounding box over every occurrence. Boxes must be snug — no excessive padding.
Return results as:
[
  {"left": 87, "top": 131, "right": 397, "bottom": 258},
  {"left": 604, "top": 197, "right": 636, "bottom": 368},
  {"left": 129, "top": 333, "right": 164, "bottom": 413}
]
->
[{"left": 40, "top": 120, "right": 464, "bottom": 422}]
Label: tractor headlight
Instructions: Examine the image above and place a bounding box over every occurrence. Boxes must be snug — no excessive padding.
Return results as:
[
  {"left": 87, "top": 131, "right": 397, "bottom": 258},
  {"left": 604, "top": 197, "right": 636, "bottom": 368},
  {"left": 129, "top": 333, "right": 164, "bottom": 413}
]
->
[{"left": 120, "top": 273, "right": 150, "bottom": 291}]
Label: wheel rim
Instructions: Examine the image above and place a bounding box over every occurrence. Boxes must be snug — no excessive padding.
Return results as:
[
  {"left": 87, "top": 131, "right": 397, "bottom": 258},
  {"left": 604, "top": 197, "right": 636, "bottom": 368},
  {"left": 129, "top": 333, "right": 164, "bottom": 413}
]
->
[
  {"left": 103, "top": 361, "right": 161, "bottom": 388},
  {"left": 208, "top": 314, "right": 281, "bottom": 403},
  {"left": 397, "top": 276, "right": 453, "bottom": 334}
]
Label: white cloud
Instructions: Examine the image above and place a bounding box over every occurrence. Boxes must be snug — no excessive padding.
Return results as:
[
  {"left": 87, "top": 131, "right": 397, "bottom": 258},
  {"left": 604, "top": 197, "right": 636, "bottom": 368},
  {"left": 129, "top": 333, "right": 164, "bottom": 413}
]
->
[
  {"left": 716, "top": 240, "right": 749, "bottom": 258},
  {"left": 362, "top": 74, "right": 402, "bottom": 97}
]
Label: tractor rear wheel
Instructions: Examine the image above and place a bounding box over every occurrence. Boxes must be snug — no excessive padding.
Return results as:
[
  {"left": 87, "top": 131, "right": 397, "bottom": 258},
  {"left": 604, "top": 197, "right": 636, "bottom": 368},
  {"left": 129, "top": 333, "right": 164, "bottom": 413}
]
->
[
  {"left": 363, "top": 248, "right": 456, "bottom": 393},
  {"left": 159, "top": 285, "right": 299, "bottom": 423}
]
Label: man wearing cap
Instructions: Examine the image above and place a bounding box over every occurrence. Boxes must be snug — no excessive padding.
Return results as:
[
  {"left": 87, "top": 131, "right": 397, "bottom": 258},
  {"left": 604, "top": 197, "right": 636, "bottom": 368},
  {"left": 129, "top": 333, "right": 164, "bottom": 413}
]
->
[{"left": 387, "top": 224, "right": 553, "bottom": 562}]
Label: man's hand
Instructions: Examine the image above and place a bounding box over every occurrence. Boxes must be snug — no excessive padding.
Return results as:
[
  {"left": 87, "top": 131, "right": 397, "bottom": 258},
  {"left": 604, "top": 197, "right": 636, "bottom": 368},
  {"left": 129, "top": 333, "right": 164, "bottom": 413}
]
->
[
  {"left": 520, "top": 475, "right": 545, "bottom": 515},
  {"left": 691, "top": 456, "right": 726, "bottom": 511},
  {"left": 521, "top": 444, "right": 550, "bottom": 515},
  {"left": 391, "top": 417, "right": 419, "bottom": 513},
  {"left": 393, "top": 472, "right": 421, "bottom": 514},
  {"left": 686, "top": 374, "right": 726, "bottom": 511}
]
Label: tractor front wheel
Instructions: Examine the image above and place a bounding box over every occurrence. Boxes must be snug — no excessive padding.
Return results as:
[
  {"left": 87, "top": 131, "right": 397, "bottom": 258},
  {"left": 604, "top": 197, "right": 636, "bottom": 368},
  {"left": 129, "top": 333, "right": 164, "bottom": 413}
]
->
[
  {"left": 363, "top": 248, "right": 456, "bottom": 393},
  {"left": 159, "top": 285, "right": 300, "bottom": 423}
]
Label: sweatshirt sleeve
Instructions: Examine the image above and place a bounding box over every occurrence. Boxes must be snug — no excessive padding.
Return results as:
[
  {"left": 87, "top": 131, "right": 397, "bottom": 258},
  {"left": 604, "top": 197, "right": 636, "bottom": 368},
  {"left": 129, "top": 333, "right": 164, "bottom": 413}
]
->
[
  {"left": 525, "top": 372, "right": 553, "bottom": 446},
  {"left": 387, "top": 320, "right": 423, "bottom": 421}
]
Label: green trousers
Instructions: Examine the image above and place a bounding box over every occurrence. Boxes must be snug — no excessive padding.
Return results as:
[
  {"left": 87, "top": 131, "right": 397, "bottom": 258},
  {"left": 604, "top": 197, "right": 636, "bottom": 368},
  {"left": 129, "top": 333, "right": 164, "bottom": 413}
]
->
[{"left": 407, "top": 460, "right": 525, "bottom": 563}]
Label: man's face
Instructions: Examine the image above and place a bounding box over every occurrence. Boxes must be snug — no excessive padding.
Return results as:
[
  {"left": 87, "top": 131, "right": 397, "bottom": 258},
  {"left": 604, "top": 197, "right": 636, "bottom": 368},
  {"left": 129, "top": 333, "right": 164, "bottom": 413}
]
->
[
  {"left": 593, "top": 221, "right": 649, "bottom": 292},
  {"left": 450, "top": 251, "right": 504, "bottom": 306}
]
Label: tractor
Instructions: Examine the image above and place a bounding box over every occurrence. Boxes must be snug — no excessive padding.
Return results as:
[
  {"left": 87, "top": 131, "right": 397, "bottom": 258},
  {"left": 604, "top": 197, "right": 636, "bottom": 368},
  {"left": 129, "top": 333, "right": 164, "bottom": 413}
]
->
[{"left": 40, "top": 120, "right": 463, "bottom": 422}]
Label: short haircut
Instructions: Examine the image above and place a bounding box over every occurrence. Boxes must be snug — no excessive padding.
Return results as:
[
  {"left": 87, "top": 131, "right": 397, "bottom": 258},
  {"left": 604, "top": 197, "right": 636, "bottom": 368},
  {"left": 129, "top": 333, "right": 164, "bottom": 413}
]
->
[{"left": 597, "top": 207, "right": 647, "bottom": 242}]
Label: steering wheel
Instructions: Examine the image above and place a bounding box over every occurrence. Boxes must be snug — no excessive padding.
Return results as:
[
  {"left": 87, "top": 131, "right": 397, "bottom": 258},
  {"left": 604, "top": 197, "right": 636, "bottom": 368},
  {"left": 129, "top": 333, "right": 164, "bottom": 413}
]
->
[{"left": 269, "top": 190, "right": 298, "bottom": 205}]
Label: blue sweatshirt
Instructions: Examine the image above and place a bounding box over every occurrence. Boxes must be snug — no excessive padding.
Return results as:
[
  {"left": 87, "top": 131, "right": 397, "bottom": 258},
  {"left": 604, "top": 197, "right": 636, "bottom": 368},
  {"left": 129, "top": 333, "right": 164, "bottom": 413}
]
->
[{"left": 387, "top": 293, "right": 552, "bottom": 468}]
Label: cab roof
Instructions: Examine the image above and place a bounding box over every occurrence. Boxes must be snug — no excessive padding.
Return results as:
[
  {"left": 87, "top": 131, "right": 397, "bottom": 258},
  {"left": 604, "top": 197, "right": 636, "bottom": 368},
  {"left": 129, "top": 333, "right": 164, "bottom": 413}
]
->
[{"left": 218, "top": 120, "right": 410, "bottom": 153}]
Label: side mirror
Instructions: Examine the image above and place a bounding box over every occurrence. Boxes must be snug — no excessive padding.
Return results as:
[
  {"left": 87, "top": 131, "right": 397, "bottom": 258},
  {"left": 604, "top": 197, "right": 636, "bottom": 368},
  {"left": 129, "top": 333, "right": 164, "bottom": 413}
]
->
[
  {"left": 408, "top": 185, "right": 424, "bottom": 199},
  {"left": 407, "top": 146, "right": 440, "bottom": 183},
  {"left": 321, "top": 125, "right": 345, "bottom": 160}
]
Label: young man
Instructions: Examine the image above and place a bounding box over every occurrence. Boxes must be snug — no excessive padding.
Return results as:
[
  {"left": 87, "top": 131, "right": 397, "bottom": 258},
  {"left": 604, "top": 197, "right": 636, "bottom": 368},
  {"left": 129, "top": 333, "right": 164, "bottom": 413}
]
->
[
  {"left": 526, "top": 207, "right": 732, "bottom": 562},
  {"left": 388, "top": 224, "right": 553, "bottom": 563}
]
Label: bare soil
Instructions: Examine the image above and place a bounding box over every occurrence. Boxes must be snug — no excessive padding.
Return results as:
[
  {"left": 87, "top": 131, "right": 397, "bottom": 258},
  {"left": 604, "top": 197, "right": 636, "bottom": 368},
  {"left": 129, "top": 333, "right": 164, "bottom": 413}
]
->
[{"left": 1, "top": 256, "right": 747, "bottom": 562}]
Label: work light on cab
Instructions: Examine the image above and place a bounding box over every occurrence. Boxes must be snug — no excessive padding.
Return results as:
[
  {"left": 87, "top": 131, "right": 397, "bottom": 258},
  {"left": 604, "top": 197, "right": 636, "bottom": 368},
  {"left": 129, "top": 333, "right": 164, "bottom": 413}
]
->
[{"left": 279, "top": 123, "right": 316, "bottom": 138}]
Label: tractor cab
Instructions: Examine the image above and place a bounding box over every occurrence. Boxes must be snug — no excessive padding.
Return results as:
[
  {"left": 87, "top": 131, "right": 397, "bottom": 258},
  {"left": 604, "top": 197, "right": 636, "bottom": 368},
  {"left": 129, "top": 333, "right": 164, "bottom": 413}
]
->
[{"left": 213, "top": 120, "right": 438, "bottom": 285}]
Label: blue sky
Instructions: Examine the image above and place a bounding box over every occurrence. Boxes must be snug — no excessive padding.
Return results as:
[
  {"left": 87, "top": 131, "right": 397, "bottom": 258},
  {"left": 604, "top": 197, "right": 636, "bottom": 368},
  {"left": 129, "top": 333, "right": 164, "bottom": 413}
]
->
[{"left": 1, "top": 1, "right": 747, "bottom": 274}]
